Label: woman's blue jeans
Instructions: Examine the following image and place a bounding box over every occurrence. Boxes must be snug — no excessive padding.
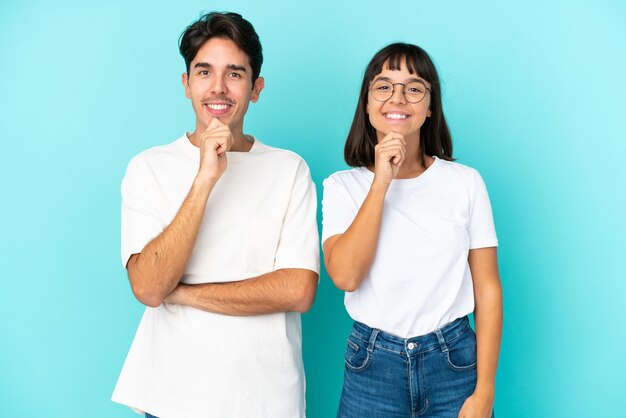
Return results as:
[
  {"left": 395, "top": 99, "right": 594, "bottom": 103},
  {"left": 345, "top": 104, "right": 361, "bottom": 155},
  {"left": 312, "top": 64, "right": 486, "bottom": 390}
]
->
[{"left": 337, "top": 316, "right": 494, "bottom": 417}]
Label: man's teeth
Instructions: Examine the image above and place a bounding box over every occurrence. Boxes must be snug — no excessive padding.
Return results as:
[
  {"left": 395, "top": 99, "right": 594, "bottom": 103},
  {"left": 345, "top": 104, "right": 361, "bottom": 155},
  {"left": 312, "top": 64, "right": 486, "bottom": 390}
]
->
[
  {"left": 385, "top": 113, "right": 408, "bottom": 119},
  {"left": 207, "top": 104, "right": 230, "bottom": 110}
]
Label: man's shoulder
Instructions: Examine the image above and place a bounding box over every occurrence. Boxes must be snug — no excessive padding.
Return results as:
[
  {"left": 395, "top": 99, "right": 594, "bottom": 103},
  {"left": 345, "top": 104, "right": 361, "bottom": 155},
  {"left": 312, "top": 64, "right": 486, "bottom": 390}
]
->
[
  {"left": 125, "top": 134, "right": 190, "bottom": 172},
  {"left": 250, "top": 140, "right": 311, "bottom": 177},
  {"left": 253, "top": 140, "right": 305, "bottom": 163},
  {"left": 122, "top": 135, "right": 189, "bottom": 183},
  {"left": 131, "top": 135, "right": 187, "bottom": 162}
]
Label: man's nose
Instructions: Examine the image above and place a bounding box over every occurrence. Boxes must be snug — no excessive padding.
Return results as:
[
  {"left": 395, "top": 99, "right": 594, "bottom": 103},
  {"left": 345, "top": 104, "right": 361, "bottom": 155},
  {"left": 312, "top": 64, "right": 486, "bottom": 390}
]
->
[{"left": 209, "top": 76, "right": 228, "bottom": 95}]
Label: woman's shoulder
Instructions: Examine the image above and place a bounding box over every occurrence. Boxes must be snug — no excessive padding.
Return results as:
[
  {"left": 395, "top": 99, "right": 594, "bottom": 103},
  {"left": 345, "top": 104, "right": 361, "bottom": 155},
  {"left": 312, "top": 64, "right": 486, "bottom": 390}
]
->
[
  {"left": 324, "top": 167, "right": 371, "bottom": 185},
  {"left": 435, "top": 157, "right": 482, "bottom": 179}
]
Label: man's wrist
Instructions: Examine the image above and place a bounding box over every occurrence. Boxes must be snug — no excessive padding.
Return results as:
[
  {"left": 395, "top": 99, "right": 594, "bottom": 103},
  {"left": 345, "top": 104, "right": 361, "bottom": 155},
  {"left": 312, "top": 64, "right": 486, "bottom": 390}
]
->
[
  {"left": 192, "top": 174, "right": 217, "bottom": 193},
  {"left": 164, "top": 283, "right": 188, "bottom": 305}
]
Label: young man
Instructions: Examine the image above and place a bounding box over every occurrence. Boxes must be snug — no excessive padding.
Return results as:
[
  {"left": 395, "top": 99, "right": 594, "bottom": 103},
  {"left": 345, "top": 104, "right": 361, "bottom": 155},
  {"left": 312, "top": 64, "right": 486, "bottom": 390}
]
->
[{"left": 112, "top": 12, "right": 320, "bottom": 418}]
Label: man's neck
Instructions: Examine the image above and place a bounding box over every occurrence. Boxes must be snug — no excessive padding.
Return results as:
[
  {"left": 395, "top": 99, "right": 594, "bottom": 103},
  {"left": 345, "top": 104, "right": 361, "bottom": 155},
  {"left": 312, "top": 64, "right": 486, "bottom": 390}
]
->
[{"left": 231, "top": 134, "right": 254, "bottom": 152}]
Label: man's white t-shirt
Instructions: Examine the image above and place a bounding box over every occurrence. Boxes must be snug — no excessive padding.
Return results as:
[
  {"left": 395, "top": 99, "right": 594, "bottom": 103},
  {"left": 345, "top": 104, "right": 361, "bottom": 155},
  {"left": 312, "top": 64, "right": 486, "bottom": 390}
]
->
[
  {"left": 322, "top": 157, "right": 498, "bottom": 338},
  {"left": 112, "top": 135, "right": 320, "bottom": 418}
]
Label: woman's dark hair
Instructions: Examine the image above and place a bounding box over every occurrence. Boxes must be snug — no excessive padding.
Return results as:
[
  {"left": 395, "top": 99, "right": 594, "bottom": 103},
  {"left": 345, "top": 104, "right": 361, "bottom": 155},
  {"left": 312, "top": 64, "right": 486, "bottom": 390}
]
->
[
  {"left": 179, "top": 12, "right": 263, "bottom": 84},
  {"left": 345, "top": 43, "right": 453, "bottom": 167}
]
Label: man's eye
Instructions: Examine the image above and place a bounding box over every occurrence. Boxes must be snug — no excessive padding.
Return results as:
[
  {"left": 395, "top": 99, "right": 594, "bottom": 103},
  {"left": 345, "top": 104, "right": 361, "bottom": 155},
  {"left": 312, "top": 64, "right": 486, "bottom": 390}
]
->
[
  {"left": 199, "top": 70, "right": 209, "bottom": 76},
  {"left": 228, "top": 72, "right": 242, "bottom": 78}
]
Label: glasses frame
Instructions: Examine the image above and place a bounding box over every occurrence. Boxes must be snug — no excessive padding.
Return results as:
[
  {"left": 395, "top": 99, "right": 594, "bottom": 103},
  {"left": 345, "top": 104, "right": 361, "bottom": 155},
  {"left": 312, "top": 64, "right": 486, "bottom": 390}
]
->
[{"left": 369, "top": 79, "right": 431, "bottom": 104}]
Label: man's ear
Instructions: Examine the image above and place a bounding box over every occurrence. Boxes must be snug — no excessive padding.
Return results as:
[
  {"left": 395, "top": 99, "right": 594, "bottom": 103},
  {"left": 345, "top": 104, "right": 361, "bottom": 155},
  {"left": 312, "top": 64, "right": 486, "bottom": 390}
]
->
[
  {"left": 182, "top": 73, "right": 191, "bottom": 99},
  {"left": 251, "top": 76, "right": 265, "bottom": 103}
]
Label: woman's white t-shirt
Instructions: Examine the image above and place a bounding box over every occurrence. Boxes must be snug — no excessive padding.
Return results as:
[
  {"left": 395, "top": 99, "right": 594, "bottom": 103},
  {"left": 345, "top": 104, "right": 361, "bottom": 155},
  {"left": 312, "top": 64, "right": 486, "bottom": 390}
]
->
[{"left": 322, "top": 157, "right": 498, "bottom": 338}]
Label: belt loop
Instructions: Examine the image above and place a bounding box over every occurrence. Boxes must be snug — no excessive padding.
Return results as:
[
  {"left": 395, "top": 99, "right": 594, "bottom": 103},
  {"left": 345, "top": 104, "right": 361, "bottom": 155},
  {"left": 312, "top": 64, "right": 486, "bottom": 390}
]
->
[
  {"left": 435, "top": 329, "right": 449, "bottom": 353},
  {"left": 367, "top": 328, "right": 379, "bottom": 353}
]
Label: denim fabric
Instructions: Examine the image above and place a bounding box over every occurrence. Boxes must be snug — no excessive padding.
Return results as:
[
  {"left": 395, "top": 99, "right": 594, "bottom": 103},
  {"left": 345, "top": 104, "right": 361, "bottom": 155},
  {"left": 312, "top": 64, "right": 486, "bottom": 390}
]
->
[{"left": 337, "top": 316, "right": 494, "bottom": 418}]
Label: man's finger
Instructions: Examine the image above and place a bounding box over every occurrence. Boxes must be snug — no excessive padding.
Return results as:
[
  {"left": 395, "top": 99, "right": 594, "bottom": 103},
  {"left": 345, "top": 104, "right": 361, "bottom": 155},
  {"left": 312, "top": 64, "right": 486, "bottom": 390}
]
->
[{"left": 206, "top": 117, "right": 223, "bottom": 131}]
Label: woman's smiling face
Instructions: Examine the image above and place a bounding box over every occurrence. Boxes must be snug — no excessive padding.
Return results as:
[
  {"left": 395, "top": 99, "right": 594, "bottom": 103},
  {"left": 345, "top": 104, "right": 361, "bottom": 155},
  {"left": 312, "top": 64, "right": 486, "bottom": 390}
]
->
[{"left": 366, "top": 59, "right": 432, "bottom": 142}]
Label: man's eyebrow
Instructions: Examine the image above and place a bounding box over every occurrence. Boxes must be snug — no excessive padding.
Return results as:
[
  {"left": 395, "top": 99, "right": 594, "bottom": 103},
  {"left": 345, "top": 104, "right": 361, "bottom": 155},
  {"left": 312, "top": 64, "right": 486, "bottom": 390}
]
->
[
  {"left": 193, "top": 62, "right": 247, "bottom": 72},
  {"left": 227, "top": 64, "right": 247, "bottom": 72}
]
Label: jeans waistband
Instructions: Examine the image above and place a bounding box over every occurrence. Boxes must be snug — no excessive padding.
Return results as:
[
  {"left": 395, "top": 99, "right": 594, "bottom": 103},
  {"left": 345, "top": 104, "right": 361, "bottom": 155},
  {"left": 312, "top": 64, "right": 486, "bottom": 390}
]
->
[{"left": 350, "top": 316, "right": 471, "bottom": 355}]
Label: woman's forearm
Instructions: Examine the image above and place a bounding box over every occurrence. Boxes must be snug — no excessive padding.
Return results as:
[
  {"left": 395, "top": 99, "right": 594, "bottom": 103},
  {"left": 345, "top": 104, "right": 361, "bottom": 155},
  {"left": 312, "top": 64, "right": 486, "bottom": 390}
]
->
[
  {"left": 474, "top": 277, "right": 502, "bottom": 395},
  {"left": 324, "top": 182, "right": 388, "bottom": 291}
]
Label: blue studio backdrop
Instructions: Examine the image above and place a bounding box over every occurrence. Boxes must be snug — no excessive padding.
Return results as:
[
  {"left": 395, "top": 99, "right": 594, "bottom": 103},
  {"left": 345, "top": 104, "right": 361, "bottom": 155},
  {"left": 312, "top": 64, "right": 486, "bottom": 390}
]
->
[{"left": 1, "top": 1, "right": 625, "bottom": 417}]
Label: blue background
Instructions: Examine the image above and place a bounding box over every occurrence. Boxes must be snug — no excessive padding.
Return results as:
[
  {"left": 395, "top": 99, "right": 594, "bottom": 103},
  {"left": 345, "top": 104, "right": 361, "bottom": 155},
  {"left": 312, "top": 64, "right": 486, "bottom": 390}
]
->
[{"left": 1, "top": 1, "right": 625, "bottom": 417}]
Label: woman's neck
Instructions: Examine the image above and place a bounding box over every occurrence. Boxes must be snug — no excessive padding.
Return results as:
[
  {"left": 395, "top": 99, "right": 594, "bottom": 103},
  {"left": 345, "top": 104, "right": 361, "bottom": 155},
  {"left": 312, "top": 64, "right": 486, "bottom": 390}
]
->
[{"left": 397, "top": 133, "right": 430, "bottom": 178}]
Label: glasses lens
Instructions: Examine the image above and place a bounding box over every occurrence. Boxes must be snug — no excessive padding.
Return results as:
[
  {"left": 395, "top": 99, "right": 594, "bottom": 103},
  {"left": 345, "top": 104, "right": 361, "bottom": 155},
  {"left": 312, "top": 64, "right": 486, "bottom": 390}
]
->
[
  {"left": 404, "top": 82, "right": 427, "bottom": 103},
  {"left": 371, "top": 80, "right": 393, "bottom": 102}
]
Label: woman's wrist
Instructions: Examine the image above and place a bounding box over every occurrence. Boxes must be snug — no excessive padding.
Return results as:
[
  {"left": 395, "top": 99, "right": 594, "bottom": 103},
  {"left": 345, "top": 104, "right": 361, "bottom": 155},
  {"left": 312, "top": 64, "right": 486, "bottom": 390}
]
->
[
  {"left": 370, "top": 176, "right": 391, "bottom": 194},
  {"left": 473, "top": 382, "right": 495, "bottom": 400}
]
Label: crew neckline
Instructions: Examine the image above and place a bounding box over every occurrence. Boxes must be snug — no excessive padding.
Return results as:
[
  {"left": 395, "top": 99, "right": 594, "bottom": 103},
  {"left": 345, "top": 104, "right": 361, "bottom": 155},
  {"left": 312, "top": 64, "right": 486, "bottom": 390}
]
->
[
  {"left": 358, "top": 156, "right": 440, "bottom": 189},
  {"left": 179, "top": 133, "right": 261, "bottom": 160}
]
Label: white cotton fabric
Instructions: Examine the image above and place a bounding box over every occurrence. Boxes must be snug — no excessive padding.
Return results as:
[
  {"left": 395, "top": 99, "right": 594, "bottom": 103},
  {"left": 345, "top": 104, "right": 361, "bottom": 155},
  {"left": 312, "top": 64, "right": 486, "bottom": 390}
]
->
[
  {"left": 112, "top": 134, "right": 320, "bottom": 418},
  {"left": 322, "top": 157, "right": 498, "bottom": 338}
]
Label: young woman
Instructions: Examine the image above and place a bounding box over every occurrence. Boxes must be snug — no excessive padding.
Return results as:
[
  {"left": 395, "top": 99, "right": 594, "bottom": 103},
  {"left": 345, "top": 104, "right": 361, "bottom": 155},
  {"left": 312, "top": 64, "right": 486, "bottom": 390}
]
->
[{"left": 322, "top": 43, "right": 502, "bottom": 418}]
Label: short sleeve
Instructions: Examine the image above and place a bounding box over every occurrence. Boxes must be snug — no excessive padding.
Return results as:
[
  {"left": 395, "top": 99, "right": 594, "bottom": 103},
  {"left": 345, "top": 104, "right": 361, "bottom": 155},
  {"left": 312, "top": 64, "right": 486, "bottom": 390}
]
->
[
  {"left": 468, "top": 170, "right": 498, "bottom": 249},
  {"left": 273, "top": 160, "right": 320, "bottom": 273},
  {"left": 321, "top": 174, "right": 357, "bottom": 245},
  {"left": 120, "top": 157, "right": 165, "bottom": 268}
]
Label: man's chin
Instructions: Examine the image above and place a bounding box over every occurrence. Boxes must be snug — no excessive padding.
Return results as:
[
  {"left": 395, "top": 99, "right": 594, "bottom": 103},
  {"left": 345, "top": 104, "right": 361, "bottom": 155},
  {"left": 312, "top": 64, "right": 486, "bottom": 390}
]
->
[{"left": 199, "top": 117, "right": 231, "bottom": 129}]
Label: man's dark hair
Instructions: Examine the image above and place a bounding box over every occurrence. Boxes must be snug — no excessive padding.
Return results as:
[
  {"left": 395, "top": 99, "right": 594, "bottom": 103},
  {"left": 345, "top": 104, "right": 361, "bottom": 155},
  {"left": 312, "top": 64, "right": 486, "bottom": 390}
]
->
[
  {"left": 179, "top": 12, "right": 263, "bottom": 83},
  {"left": 345, "top": 43, "right": 453, "bottom": 167}
]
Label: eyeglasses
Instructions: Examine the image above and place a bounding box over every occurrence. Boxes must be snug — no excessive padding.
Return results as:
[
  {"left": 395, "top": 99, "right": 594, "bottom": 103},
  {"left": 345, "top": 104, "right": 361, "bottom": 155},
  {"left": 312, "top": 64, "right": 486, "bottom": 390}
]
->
[{"left": 369, "top": 79, "right": 431, "bottom": 104}]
